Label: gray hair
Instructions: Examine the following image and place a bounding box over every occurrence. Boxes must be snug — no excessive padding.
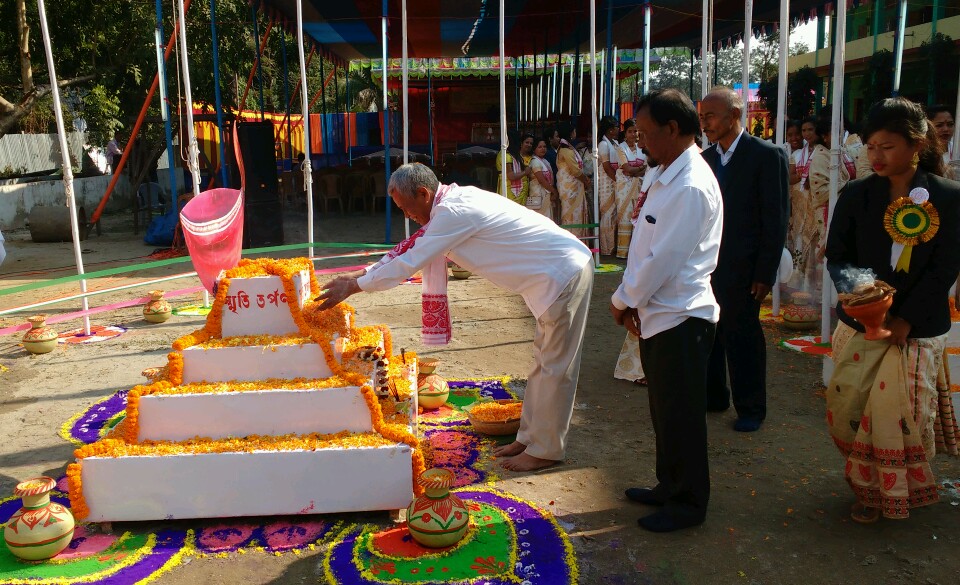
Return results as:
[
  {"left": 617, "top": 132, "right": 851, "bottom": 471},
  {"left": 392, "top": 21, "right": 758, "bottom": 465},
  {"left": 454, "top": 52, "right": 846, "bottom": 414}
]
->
[
  {"left": 705, "top": 87, "right": 744, "bottom": 116},
  {"left": 387, "top": 163, "right": 440, "bottom": 198}
]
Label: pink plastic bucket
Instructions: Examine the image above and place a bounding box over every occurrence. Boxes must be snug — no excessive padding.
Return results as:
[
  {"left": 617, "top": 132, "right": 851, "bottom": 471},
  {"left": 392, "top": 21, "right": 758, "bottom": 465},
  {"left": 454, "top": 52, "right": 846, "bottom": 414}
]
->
[{"left": 180, "top": 188, "right": 244, "bottom": 293}]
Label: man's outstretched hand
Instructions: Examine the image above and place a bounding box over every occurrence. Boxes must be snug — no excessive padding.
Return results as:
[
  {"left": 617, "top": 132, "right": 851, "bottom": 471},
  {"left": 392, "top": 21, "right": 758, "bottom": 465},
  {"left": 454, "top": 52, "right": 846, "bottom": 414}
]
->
[{"left": 317, "top": 276, "right": 361, "bottom": 310}]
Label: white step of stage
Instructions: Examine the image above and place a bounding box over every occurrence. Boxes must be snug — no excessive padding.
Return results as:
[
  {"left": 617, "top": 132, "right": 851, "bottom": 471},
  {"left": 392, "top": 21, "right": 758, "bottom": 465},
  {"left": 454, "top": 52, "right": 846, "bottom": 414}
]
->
[
  {"left": 220, "top": 271, "right": 312, "bottom": 338},
  {"left": 181, "top": 343, "right": 333, "bottom": 384},
  {"left": 80, "top": 444, "right": 414, "bottom": 521},
  {"left": 135, "top": 387, "right": 375, "bottom": 442}
]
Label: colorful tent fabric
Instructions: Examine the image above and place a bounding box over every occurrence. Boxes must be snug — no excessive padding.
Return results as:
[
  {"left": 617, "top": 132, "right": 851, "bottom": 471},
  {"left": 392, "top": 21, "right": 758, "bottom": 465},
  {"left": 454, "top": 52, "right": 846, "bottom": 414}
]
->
[{"left": 258, "top": 0, "right": 831, "bottom": 62}]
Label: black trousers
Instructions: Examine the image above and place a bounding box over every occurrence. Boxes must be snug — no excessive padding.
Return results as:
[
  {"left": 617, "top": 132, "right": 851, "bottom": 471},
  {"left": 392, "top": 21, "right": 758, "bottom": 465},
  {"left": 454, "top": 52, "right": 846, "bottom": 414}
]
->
[
  {"left": 707, "top": 283, "right": 767, "bottom": 420},
  {"left": 639, "top": 317, "right": 715, "bottom": 522}
]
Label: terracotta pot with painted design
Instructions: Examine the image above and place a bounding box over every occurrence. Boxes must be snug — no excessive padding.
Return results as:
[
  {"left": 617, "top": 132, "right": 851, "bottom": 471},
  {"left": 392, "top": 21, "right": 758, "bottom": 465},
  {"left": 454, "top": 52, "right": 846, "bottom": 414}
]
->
[
  {"left": 4, "top": 477, "right": 75, "bottom": 560},
  {"left": 22, "top": 316, "right": 57, "bottom": 354},
  {"left": 406, "top": 468, "right": 469, "bottom": 548}
]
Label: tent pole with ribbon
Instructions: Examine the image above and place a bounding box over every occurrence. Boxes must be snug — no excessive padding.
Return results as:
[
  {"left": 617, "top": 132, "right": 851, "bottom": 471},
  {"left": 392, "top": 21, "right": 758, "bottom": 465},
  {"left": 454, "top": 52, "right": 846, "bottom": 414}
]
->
[
  {"left": 382, "top": 0, "right": 393, "bottom": 244},
  {"left": 155, "top": 0, "right": 179, "bottom": 214},
  {"left": 741, "top": 0, "right": 752, "bottom": 129},
  {"left": 36, "top": 0, "right": 91, "bottom": 336},
  {"left": 499, "top": 0, "right": 508, "bottom": 199},
  {"left": 642, "top": 1, "right": 651, "bottom": 95},
  {"left": 590, "top": 0, "right": 600, "bottom": 268},
  {"left": 295, "top": 0, "right": 314, "bottom": 258},
  {"left": 209, "top": 0, "right": 229, "bottom": 186},
  {"left": 176, "top": 0, "right": 201, "bottom": 199},
  {"left": 401, "top": 0, "right": 410, "bottom": 238},
  {"left": 892, "top": 0, "right": 908, "bottom": 95},
  {"left": 771, "top": 0, "right": 789, "bottom": 317},
  {"left": 822, "top": 0, "right": 848, "bottom": 383}
]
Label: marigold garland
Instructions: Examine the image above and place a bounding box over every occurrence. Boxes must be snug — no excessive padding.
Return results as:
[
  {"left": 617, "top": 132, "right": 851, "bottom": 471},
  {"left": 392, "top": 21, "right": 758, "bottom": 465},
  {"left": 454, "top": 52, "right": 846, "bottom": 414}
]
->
[{"left": 72, "top": 257, "right": 427, "bottom": 516}]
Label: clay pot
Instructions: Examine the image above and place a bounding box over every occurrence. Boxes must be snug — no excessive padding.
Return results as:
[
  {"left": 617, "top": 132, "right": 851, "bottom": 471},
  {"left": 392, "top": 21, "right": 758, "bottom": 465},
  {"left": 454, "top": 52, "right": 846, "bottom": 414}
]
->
[
  {"left": 450, "top": 267, "right": 471, "bottom": 280},
  {"left": 406, "top": 468, "right": 470, "bottom": 548},
  {"left": 843, "top": 294, "right": 894, "bottom": 340},
  {"left": 782, "top": 292, "right": 820, "bottom": 331},
  {"left": 4, "top": 476, "right": 75, "bottom": 560},
  {"left": 418, "top": 357, "right": 439, "bottom": 375},
  {"left": 22, "top": 315, "right": 57, "bottom": 354},
  {"left": 417, "top": 373, "right": 449, "bottom": 410},
  {"left": 143, "top": 290, "right": 172, "bottom": 323}
]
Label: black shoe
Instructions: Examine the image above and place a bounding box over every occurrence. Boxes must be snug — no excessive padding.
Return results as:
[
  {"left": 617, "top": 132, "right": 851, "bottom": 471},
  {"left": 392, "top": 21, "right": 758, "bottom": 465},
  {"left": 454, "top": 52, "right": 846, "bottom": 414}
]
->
[
  {"left": 706, "top": 403, "right": 730, "bottom": 413},
  {"left": 625, "top": 487, "right": 666, "bottom": 506},
  {"left": 733, "top": 417, "right": 762, "bottom": 432},
  {"left": 638, "top": 510, "right": 704, "bottom": 533}
]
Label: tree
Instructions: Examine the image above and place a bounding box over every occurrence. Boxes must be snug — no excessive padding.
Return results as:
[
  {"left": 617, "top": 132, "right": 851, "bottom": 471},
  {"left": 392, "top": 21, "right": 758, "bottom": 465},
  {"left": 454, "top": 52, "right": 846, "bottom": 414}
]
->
[{"left": 757, "top": 65, "right": 820, "bottom": 121}]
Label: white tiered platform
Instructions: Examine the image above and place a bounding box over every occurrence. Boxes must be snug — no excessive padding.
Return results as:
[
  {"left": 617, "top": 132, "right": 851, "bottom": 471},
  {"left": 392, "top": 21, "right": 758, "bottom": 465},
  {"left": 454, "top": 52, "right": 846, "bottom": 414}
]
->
[
  {"left": 79, "top": 445, "right": 414, "bottom": 521},
  {"left": 72, "top": 267, "right": 417, "bottom": 522}
]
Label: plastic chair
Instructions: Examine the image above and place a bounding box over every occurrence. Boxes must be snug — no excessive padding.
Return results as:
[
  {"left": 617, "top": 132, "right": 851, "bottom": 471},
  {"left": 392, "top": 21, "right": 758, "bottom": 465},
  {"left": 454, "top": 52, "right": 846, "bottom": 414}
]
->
[
  {"left": 344, "top": 171, "right": 372, "bottom": 213},
  {"left": 371, "top": 171, "right": 389, "bottom": 213},
  {"left": 315, "top": 173, "right": 344, "bottom": 214},
  {"left": 471, "top": 167, "right": 496, "bottom": 191},
  {"left": 134, "top": 182, "right": 166, "bottom": 234}
]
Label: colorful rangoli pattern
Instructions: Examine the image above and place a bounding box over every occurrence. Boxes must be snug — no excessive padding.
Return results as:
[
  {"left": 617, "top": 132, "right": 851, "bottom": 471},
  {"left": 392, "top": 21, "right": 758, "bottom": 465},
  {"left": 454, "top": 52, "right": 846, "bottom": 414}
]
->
[{"left": 4, "top": 379, "right": 579, "bottom": 584}]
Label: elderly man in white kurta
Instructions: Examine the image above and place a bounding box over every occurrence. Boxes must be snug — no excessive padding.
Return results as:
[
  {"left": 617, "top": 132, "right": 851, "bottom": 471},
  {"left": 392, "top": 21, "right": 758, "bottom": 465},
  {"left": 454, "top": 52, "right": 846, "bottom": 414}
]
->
[{"left": 318, "top": 163, "right": 593, "bottom": 472}]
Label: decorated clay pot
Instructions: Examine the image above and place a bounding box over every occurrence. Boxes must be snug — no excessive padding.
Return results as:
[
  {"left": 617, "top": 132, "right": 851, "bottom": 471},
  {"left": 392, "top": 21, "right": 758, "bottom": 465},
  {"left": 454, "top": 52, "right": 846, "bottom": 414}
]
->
[
  {"left": 782, "top": 292, "right": 820, "bottom": 331},
  {"left": 4, "top": 477, "right": 75, "bottom": 560},
  {"left": 143, "top": 290, "right": 172, "bottom": 323},
  {"left": 417, "top": 373, "right": 449, "bottom": 410},
  {"left": 406, "top": 468, "right": 470, "bottom": 548},
  {"left": 843, "top": 294, "right": 894, "bottom": 340},
  {"left": 22, "top": 315, "right": 57, "bottom": 354},
  {"left": 418, "top": 357, "right": 439, "bottom": 375}
]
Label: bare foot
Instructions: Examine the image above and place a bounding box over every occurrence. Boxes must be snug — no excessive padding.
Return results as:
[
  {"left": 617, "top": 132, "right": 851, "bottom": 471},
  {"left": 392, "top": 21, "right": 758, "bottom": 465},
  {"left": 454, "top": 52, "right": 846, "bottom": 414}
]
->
[
  {"left": 493, "top": 440, "right": 526, "bottom": 458},
  {"left": 500, "top": 452, "right": 559, "bottom": 472}
]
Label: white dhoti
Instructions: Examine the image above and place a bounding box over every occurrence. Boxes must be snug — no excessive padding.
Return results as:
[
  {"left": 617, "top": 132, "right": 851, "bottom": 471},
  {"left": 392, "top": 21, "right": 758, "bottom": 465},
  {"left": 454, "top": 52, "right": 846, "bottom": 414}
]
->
[{"left": 516, "top": 260, "right": 594, "bottom": 461}]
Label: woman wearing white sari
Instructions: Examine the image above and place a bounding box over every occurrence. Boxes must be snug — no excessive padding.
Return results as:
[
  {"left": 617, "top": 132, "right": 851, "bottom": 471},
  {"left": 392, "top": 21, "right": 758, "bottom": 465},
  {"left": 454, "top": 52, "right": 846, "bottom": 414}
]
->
[
  {"left": 614, "top": 119, "right": 646, "bottom": 259},
  {"left": 529, "top": 138, "right": 559, "bottom": 222},
  {"left": 597, "top": 116, "right": 620, "bottom": 255}
]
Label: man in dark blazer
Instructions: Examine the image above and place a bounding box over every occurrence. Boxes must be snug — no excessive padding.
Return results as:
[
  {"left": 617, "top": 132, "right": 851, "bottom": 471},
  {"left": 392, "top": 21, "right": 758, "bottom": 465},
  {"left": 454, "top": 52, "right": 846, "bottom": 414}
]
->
[{"left": 700, "top": 87, "right": 790, "bottom": 432}]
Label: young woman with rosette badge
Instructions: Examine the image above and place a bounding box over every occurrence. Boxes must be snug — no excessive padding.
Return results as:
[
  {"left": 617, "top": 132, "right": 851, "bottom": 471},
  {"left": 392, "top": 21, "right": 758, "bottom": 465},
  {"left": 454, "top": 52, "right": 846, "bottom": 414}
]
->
[{"left": 825, "top": 97, "right": 960, "bottom": 524}]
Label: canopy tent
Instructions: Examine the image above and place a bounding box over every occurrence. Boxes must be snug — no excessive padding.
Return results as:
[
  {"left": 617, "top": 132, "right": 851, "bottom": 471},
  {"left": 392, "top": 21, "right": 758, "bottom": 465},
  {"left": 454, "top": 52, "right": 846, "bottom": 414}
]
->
[{"left": 259, "top": 0, "right": 829, "bottom": 61}]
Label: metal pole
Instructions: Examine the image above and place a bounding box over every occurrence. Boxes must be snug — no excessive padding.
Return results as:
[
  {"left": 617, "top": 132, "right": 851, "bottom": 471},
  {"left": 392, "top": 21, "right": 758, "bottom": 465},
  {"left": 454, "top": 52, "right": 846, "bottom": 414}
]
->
[
  {"left": 822, "top": 0, "right": 847, "bottom": 357},
  {"left": 701, "top": 0, "right": 709, "bottom": 98},
  {"left": 37, "top": 0, "right": 91, "bottom": 335},
  {"left": 281, "top": 33, "right": 292, "bottom": 169},
  {"left": 773, "top": 0, "right": 789, "bottom": 317},
  {"left": 741, "top": 0, "right": 753, "bottom": 129},
  {"left": 893, "top": 0, "right": 907, "bottom": 95},
  {"left": 176, "top": 0, "right": 201, "bottom": 198},
  {"left": 251, "top": 1, "right": 266, "bottom": 120},
  {"left": 382, "top": 0, "right": 392, "bottom": 244},
  {"left": 500, "top": 0, "right": 508, "bottom": 198},
  {"left": 428, "top": 61, "right": 435, "bottom": 165},
  {"left": 606, "top": 0, "right": 614, "bottom": 115},
  {"left": 642, "top": 1, "right": 651, "bottom": 95},
  {"left": 515, "top": 55, "right": 520, "bottom": 128},
  {"left": 401, "top": 0, "right": 410, "bottom": 237},
  {"left": 295, "top": 0, "right": 314, "bottom": 257},
  {"left": 208, "top": 0, "right": 229, "bottom": 186},
  {"left": 155, "top": 0, "right": 179, "bottom": 207},
  {"left": 590, "top": 0, "right": 600, "bottom": 268},
  {"left": 346, "top": 70, "right": 351, "bottom": 166}
]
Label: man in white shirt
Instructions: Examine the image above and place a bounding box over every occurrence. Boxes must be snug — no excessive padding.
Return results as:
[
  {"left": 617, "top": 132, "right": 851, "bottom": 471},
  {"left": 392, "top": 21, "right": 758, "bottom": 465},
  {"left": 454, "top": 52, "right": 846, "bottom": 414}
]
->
[
  {"left": 610, "top": 88, "right": 723, "bottom": 533},
  {"left": 319, "top": 163, "right": 594, "bottom": 472}
]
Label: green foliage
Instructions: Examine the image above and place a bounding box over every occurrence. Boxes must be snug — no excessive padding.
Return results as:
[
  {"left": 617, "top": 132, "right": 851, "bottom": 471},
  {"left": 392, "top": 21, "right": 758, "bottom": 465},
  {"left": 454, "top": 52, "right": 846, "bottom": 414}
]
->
[
  {"left": 919, "top": 33, "right": 958, "bottom": 106},
  {"left": 758, "top": 65, "right": 820, "bottom": 121},
  {"left": 0, "top": 165, "right": 27, "bottom": 179},
  {"left": 863, "top": 49, "right": 894, "bottom": 111}
]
